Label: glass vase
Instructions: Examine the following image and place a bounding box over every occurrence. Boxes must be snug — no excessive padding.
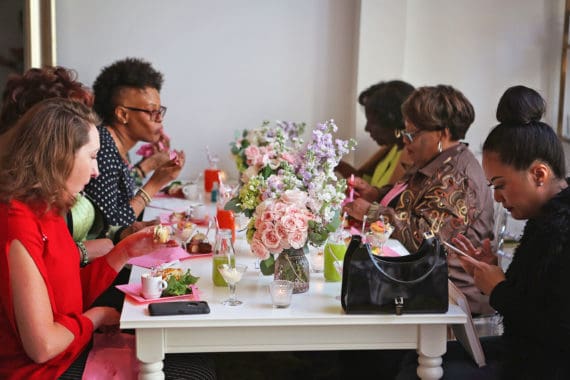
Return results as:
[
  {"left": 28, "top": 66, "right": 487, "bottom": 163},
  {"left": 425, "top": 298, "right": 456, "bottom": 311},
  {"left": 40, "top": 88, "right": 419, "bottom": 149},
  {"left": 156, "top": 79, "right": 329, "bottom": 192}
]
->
[{"left": 274, "top": 247, "right": 310, "bottom": 294}]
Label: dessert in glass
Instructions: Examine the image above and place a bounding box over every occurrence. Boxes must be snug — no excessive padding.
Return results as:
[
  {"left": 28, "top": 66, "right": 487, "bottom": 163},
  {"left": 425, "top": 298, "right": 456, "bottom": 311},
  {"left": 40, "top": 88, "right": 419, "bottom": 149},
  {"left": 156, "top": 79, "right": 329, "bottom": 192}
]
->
[
  {"left": 366, "top": 218, "right": 394, "bottom": 256},
  {"left": 218, "top": 264, "right": 248, "bottom": 306}
]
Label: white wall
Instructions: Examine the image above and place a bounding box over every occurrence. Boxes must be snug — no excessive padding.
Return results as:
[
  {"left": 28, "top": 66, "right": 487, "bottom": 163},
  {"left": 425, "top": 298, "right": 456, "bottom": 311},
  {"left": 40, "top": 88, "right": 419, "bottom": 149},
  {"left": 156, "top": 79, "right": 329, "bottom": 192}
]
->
[
  {"left": 356, "top": 0, "right": 566, "bottom": 162},
  {"left": 55, "top": 0, "right": 359, "bottom": 180},
  {"left": 55, "top": 0, "right": 569, "bottom": 177}
]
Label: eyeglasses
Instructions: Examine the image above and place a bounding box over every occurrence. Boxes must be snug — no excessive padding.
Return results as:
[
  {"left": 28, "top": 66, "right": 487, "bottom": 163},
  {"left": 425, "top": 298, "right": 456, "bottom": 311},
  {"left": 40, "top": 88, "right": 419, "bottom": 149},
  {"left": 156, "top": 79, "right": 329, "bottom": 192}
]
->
[
  {"left": 395, "top": 127, "right": 445, "bottom": 143},
  {"left": 121, "top": 105, "right": 167, "bottom": 121},
  {"left": 394, "top": 128, "right": 426, "bottom": 143}
]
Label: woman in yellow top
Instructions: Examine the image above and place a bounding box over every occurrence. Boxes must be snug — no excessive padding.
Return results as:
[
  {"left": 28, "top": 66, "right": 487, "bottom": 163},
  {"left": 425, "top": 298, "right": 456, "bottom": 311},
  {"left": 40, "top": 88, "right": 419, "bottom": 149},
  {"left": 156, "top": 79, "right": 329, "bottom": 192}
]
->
[{"left": 337, "top": 80, "right": 414, "bottom": 187}]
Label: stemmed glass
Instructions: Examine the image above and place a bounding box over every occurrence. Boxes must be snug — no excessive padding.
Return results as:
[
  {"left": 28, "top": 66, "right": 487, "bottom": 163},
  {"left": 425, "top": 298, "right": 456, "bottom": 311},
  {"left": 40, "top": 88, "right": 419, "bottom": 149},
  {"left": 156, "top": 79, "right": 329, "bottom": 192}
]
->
[
  {"left": 366, "top": 225, "right": 394, "bottom": 255},
  {"left": 171, "top": 222, "right": 195, "bottom": 250},
  {"left": 218, "top": 264, "right": 248, "bottom": 306}
]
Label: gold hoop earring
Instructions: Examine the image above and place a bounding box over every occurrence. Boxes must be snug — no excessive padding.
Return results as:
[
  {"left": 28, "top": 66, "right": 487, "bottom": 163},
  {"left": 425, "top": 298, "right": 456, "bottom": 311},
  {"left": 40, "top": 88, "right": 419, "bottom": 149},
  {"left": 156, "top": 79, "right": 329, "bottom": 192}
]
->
[{"left": 437, "top": 141, "right": 443, "bottom": 153}]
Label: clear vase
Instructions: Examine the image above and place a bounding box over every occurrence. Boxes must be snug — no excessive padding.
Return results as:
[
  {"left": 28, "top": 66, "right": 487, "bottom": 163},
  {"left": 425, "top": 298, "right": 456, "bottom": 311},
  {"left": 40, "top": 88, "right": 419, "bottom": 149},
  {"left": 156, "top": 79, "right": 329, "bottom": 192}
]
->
[{"left": 274, "top": 247, "right": 310, "bottom": 294}]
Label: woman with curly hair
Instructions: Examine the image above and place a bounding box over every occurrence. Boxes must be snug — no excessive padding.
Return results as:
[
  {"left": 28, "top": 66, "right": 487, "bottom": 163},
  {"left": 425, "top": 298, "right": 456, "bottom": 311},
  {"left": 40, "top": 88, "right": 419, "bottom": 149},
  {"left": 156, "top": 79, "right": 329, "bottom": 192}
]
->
[
  {"left": 0, "top": 66, "right": 93, "bottom": 153},
  {"left": 85, "top": 57, "right": 185, "bottom": 228}
]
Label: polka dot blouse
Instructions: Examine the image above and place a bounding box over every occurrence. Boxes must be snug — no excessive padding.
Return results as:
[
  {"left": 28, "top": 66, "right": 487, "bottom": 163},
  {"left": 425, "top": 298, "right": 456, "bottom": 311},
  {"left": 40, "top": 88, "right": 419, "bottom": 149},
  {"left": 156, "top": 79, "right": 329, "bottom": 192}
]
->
[{"left": 84, "top": 126, "right": 137, "bottom": 226}]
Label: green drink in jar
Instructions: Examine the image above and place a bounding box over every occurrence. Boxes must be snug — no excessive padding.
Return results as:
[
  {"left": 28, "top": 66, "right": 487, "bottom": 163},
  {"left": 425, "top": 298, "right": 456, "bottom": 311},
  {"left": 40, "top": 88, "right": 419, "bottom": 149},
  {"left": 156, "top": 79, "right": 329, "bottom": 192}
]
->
[
  {"left": 324, "top": 237, "right": 348, "bottom": 282},
  {"left": 213, "top": 255, "right": 236, "bottom": 286}
]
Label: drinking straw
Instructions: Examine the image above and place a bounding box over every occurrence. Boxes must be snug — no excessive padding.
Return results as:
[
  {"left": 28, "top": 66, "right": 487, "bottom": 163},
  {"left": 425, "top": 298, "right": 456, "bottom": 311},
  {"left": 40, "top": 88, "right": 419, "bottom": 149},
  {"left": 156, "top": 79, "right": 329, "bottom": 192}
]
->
[{"left": 361, "top": 215, "right": 367, "bottom": 236}]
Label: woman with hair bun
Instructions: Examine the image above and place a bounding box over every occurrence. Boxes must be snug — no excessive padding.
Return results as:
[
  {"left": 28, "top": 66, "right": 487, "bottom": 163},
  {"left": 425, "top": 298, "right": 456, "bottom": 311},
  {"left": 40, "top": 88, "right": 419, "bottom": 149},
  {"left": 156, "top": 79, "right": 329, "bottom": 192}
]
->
[{"left": 398, "top": 85, "right": 570, "bottom": 379}]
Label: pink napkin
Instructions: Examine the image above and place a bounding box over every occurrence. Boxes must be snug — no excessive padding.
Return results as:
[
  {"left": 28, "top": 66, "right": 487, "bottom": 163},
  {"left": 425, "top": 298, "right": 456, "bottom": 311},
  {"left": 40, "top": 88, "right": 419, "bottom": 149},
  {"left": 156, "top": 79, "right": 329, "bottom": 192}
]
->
[
  {"left": 159, "top": 213, "right": 209, "bottom": 226},
  {"left": 379, "top": 245, "right": 400, "bottom": 257},
  {"left": 116, "top": 284, "right": 200, "bottom": 304},
  {"left": 82, "top": 332, "right": 137, "bottom": 380},
  {"left": 127, "top": 246, "right": 211, "bottom": 268}
]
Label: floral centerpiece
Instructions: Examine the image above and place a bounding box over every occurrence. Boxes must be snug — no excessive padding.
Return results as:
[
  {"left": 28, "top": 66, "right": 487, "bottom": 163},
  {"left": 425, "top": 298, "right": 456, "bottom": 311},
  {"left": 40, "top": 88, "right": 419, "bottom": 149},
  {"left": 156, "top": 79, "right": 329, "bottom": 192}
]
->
[{"left": 227, "top": 120, "right": 356, "bottom": 292}]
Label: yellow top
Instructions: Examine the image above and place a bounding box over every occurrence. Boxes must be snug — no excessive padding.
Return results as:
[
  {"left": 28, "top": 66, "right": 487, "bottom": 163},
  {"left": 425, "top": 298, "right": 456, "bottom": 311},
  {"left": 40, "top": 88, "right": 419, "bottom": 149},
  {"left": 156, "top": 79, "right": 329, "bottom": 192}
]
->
[{"left": 363, "top": 145, "right": 403, "bottom": 188}]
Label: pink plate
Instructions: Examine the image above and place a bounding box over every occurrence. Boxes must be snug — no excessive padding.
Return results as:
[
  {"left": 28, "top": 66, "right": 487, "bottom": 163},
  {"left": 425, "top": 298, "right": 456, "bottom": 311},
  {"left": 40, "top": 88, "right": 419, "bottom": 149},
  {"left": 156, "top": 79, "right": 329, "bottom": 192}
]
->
[{"left": 116, "top": 283, "right": 200, "bottom": 304}]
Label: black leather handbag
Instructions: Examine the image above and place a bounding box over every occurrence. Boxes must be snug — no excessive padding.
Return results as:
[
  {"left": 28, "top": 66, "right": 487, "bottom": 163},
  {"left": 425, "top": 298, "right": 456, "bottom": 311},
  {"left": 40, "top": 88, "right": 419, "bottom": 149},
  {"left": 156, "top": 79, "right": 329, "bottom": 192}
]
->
[{"left": 341, "top": 232, "right": 448, "bottom": 315}]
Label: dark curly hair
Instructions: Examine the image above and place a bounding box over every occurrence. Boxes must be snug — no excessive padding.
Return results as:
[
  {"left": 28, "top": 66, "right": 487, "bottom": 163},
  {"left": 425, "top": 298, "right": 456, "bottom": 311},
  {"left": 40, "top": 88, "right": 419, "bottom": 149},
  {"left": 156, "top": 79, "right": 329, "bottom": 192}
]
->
[
  {"left": 92, "top": 57, "right": 164, "bottom": 124},
  {"left": 358, "top": 80, "right": 414, "bottom": 132},
  {"left": 0, "top": 66, "right": 93, "bottom": 134},
  {"left": 402, "top": 85, "right": 474, "bottom": 141}
]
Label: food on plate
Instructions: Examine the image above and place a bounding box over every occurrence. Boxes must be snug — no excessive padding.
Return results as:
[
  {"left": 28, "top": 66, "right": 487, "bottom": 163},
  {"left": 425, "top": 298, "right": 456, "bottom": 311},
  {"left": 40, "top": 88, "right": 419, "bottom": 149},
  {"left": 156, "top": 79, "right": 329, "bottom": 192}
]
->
[
  {"left": 155, "top": 267, "right": 200, "bottom": 297},
  {"left": 187, "top": 232, "right": 212, "bottom": 254},
  {"left": 158, "top": 267, "right": 184, "bottom": 280},
  {"left": 153, "top": 224, "right": 171, "bottom": 243},
  {"left": 161, "top": 180, "right": 184, "bottom": 197}
]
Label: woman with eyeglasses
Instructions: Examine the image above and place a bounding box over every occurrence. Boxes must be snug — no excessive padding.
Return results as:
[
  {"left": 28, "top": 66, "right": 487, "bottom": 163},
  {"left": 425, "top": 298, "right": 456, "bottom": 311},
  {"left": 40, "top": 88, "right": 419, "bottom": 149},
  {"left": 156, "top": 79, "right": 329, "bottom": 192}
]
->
[
  {"left": 336, "top": 80, "right": 414, "bottom": 187},
  {"left": 398, "top": 86, "right": 570, "bottom": 379},
  {"left": 85, "top": 57, "right": 185, "bottom": 228},
  {"left": 343, "top": 85, "right": 496, "bottom": 315}
]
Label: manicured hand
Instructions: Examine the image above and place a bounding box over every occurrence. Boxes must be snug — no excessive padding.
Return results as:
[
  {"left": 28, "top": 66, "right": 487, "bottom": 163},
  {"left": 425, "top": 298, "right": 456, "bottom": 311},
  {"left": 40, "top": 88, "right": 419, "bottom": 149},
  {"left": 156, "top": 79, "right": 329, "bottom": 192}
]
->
[
  {"left": 451, "top": 234, "right": 505, "bottom": 295},
  {"left": 343, "top": 198, "right": 371, "bottom": 222},
  {"left": 151, "top": 150, "right": 186, "bottom": 187},
  {"left": 117, "top": 226, "right": 178, "bottom": 259},
  {"left": 452, "top": 234, "right": 497, "bottom": 265},
  {"left": 119, "top": 220, "right": 160, "bottom": 241},
  {"left": 352, "top": 177, "right": 379, "bottom": 202}
]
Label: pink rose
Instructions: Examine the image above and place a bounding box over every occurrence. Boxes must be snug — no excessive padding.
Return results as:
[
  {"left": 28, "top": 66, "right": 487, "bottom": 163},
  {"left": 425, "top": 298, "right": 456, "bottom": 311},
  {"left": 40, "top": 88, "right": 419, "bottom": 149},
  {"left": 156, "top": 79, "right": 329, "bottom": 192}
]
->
[
  {"left": 244, "top": 145, "right": 261, "bottom": 166},
  {"left": 280, "top": 214, "right": 299, "bottom": 232},
  {"left": 281, "top": 189, "right": 307, "bottom": 207},
  {"left": 250, "top": 238, "right": 270, "bottom": 260},
  {"left": 261, "top": 228, "right": 281, "bottom": 250},
  {"left": 288, "top": 230, "right": 307, "bottom": 249}
]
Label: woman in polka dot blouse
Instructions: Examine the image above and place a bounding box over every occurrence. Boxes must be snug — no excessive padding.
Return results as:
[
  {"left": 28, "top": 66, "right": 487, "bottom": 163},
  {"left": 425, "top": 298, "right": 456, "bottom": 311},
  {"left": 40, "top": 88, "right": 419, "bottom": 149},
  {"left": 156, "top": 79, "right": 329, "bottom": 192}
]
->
[{"left": 85, "top": 57, "right": 185, "bottom": 228}]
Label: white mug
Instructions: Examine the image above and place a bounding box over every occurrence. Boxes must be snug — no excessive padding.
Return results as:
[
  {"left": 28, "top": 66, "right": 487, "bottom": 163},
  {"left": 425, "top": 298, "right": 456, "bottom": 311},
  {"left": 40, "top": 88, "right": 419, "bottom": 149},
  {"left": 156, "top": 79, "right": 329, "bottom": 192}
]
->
[
  {"left": 141, "top": 273, "right": 168, "bottom": 299},
  {"left": 182, "top": 183, "right": 200, "bottom": 202}
]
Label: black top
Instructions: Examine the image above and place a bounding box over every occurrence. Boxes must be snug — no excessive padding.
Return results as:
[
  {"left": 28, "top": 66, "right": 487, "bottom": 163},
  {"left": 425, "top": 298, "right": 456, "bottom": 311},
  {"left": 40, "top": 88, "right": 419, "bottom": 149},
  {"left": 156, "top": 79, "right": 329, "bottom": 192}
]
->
[
  {"left": 84, "top": 126, "right": 136, "bottom": 227},
  {"left": 490, "top": 179, "right": 570, "bottom": 379}
]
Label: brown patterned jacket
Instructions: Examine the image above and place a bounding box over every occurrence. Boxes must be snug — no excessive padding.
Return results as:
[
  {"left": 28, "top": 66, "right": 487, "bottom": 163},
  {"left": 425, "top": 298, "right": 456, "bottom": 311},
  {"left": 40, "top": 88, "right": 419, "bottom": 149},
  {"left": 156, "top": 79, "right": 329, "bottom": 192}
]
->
[{"left": 368, "top": 143, "right": 496, "bottom": 315}]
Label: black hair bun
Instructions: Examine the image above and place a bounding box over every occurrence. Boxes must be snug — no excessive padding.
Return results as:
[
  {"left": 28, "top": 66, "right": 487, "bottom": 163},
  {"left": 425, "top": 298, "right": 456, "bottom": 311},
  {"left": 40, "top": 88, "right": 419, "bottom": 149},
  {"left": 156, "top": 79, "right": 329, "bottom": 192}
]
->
[{"left": 496, "top": 85, "right": 545, "bottom": 125}]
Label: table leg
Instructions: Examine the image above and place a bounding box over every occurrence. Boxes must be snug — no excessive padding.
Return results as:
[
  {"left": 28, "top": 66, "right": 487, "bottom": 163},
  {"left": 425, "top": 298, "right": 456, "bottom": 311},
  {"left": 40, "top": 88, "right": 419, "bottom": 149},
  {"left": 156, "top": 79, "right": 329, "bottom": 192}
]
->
[
  {"left": 416, "top": 324, "right": 446, "bottom": 380},
  {"left": 136, "top": 329, "right": 166, "bottom": 380},
  {"left": 139, "top": 361, "right": 164, "bottom": 380}
]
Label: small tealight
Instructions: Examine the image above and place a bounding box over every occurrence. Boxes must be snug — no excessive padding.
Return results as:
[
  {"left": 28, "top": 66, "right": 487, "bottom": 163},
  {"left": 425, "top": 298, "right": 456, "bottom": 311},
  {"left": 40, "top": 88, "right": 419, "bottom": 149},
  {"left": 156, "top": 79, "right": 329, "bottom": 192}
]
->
[{"left": 269, "top": 280, "right": 294, "bottom": 308}]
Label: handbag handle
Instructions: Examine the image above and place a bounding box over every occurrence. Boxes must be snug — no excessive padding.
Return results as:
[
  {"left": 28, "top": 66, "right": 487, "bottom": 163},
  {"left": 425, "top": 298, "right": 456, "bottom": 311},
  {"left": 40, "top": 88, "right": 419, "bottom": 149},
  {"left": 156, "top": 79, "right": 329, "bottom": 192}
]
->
[{"left": 367, "top": 238, "right": 442, "bottom": 284}]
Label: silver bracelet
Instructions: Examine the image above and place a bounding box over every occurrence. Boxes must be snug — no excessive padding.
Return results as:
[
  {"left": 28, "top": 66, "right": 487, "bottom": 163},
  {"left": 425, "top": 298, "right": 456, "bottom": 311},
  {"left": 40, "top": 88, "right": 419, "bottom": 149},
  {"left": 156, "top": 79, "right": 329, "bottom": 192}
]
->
[{"left": 77, "top": 241, "right": 89, "bottom": 267}]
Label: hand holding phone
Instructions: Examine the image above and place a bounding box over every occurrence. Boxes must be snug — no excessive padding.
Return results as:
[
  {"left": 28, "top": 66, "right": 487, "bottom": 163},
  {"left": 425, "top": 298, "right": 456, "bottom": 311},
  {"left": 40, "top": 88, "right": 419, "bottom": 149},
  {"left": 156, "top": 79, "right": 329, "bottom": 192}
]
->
[{"left": 442, "top": 241, "right": 484, "bottom": 268}]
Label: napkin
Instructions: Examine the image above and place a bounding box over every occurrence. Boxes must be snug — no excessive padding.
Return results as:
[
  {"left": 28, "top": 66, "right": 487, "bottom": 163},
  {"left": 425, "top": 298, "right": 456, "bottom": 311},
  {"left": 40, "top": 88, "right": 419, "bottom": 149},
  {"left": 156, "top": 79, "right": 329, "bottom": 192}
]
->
[{"left": 127, "top": 246, "right": 211, "bottom": 269}]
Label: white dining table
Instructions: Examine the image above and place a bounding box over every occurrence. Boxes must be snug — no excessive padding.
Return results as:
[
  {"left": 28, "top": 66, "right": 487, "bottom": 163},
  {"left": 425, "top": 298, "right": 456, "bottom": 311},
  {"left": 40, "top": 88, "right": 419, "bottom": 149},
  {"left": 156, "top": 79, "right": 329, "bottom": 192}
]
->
[{"left": 122, "top": 196, "right": 467, "bottom": 380}]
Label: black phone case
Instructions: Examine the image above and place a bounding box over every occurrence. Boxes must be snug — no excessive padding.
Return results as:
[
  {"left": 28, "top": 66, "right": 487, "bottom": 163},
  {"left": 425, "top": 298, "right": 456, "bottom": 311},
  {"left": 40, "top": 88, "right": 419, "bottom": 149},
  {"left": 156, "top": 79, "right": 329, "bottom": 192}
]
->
[{"left": 148, "top": 301, "right": 210, "bottom": 316}]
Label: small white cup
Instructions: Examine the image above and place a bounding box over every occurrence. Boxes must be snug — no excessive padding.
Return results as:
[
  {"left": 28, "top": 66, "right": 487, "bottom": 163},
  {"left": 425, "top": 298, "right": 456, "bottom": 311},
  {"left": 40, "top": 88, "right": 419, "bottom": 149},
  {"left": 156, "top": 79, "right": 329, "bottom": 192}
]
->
[
  {"left": 182, "top": 183, "right": 200, "bottom": 202},
  {"left": 141, "top": 273, "right": 168, "bottom": 299},
  {"left": 269, "top": 280, "right": 294, "bottom": 308},
  {"left": 193, "top": 204, "right": 209, "bottom": 220}
]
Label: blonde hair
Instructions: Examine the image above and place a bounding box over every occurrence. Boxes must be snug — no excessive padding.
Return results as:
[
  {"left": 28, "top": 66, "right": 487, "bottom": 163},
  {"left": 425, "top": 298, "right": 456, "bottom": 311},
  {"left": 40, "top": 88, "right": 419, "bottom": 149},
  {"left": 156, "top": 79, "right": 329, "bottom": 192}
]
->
[{"left": 0, "top": 98, "right": 100, "bottom": 212}]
